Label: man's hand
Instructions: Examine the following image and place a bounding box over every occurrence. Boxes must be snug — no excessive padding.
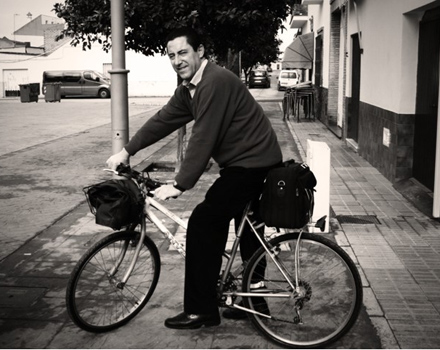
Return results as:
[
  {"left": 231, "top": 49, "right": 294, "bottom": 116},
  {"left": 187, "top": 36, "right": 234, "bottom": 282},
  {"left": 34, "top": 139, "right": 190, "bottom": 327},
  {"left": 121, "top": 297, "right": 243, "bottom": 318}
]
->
[
  {"left": 106, "top": 148, "right": 130, "bottom": 170},
  {"left": 154, "top": 184, "right": 183, "bottom": 200}
]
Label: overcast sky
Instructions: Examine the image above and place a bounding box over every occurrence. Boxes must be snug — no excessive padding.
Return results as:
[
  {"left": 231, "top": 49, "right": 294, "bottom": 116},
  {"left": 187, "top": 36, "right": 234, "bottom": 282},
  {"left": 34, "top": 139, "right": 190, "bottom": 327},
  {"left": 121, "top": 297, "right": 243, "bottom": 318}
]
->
[{"left": 0, "top": 0, "right": 57, "bottom": 38}]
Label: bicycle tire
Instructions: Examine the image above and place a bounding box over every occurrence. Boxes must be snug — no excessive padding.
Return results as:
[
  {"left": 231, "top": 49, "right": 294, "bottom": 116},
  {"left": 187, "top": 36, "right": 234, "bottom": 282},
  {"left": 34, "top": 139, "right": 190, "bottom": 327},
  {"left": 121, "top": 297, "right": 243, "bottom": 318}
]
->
[
  {"left": 242, "top": 232, "right": 362, "bottom": 348},
  {"left": 66, "top": 230, "right": 161, "bottom": 332}
]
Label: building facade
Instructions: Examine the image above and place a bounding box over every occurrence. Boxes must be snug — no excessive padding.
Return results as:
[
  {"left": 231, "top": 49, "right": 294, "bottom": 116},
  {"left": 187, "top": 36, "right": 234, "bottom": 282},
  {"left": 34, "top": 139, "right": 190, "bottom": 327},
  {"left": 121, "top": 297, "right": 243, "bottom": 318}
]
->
[{"left": 291, "top": 0, "right": 440, "bottom": 217}]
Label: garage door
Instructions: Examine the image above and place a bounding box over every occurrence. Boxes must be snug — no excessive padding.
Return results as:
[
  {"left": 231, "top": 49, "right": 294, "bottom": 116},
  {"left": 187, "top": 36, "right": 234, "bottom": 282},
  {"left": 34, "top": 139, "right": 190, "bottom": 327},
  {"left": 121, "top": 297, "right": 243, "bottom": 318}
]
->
[{"left": 2, "top": 69, "right": 29, "bottom": 97}]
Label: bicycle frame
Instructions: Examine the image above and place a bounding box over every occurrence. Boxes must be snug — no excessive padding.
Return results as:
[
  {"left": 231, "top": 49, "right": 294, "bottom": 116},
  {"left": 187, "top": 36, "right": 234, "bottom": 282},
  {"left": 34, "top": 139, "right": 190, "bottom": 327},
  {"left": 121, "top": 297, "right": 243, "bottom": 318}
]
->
[
  {"left": 115, "top": 184, "right": 305, "bottom": 318},
  {"left": 69, "top": 167, "right": 360, "bottom": 348}
]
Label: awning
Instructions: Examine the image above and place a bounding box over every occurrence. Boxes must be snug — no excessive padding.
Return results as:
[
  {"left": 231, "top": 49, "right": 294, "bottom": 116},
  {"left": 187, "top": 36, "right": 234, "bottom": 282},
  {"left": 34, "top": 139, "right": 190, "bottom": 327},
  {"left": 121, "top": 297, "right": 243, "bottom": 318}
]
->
[{"left": 282, "top": 32, "right": 314, "bottom": 70}]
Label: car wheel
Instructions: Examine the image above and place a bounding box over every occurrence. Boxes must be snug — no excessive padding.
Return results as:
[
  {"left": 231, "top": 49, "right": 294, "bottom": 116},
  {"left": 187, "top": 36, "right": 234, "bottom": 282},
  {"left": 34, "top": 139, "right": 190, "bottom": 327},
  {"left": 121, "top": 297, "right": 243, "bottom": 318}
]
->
[{"left": 99, "top": 89, "right": 110, "bottom": 98}]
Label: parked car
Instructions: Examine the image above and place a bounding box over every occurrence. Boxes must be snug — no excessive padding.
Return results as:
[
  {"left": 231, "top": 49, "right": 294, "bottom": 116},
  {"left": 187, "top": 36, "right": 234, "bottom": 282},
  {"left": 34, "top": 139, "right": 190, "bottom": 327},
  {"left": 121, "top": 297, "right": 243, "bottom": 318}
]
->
[
  {"left": 277, "top": 70, "right": 299, "bottom": 91},
  {"left": 248, "top": 70, "right": 271, "bottom": 88},
  {"left": 42, "top": 70, "right": 111, "bottom": 98}
]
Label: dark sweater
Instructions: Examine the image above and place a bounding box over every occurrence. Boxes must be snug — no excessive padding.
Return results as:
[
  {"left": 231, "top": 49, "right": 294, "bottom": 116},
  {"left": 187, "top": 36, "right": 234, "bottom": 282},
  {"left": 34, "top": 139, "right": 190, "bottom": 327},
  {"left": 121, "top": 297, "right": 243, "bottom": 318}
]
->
[{"left": 125, "top": 61, "right": 282, "bottom": 190}]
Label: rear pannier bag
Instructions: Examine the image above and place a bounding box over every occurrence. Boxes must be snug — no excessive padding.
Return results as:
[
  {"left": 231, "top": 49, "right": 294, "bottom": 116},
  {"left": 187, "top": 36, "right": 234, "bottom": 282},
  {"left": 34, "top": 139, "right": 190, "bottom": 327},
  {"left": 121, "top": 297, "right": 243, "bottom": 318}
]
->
[
  {"left": 260, "top": 160, "right": 316, "bottom": 229},
  {"left": 84, "top": 179, "right": 144, "bottom": 230}
]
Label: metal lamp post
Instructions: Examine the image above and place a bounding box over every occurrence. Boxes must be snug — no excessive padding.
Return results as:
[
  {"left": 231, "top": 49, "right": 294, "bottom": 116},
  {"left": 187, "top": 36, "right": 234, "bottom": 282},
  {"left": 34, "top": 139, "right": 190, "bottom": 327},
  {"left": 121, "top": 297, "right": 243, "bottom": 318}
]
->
[{"left": 109, "top": 0, "right": 130, "bottom": 155}]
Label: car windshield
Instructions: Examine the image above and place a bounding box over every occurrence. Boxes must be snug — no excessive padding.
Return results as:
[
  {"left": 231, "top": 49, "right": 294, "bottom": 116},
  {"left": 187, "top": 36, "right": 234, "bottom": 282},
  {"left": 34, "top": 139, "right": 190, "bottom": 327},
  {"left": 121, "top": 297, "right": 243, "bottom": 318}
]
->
[
  {"left": 281, "top": 72, "right": 297, "bottom": 79},
  {"left": 95, "top": 71, "right": 110, "bottom": 81}
]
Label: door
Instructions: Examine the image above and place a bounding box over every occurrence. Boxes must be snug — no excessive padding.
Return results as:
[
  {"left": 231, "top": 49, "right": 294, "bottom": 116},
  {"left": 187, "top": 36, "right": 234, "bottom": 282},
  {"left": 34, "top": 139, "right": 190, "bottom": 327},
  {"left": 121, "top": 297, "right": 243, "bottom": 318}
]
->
[
  {"left": 62, "top": 72, "right": 82, "bottom": 96},
  {"left": 82, "top": 71, "right": 100, "bottom": 96},
  {"left": 413, "top": 7, "right": 440, "bottom": 191},
  {"left": 348, "top": 34, "right": 361, "bottom": 141},
  {"left": 315, "top": 32, "right": 323, "bottom": 119}
]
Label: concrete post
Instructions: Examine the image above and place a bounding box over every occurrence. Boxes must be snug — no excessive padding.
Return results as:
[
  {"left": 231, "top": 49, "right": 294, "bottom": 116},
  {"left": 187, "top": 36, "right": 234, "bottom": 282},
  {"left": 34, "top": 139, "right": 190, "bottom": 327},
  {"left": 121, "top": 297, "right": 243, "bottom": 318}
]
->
[
  {"left": 109, "top": 0, "right": 130, "bottom": 155},
  {"left": 307, "top": 140, "right": 331, "bottom": 233}
]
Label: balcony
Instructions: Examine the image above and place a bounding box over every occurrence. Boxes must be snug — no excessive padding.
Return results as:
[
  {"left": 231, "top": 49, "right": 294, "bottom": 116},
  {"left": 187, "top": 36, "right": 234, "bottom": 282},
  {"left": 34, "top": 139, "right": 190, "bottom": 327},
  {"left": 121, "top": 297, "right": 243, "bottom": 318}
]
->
[{"left": 290, "top": 3, "right": 308, "bottom": 29}]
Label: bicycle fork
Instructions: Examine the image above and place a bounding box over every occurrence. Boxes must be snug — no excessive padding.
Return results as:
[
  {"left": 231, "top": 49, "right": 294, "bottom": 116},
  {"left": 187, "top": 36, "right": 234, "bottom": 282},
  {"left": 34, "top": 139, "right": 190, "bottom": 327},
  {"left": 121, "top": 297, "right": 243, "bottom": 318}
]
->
[
  {"left": 109, "top": 196, "right": 189, "bottom": 289},
  {"left": 107, "top": 218, "right": 148, "bottom": 289}
]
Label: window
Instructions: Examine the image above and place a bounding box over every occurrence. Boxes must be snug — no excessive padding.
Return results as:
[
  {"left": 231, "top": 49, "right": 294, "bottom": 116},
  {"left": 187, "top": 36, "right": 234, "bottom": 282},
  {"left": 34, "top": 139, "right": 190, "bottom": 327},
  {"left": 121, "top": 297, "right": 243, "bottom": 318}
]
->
[
  {"left": 63, "top": 73, "right": 81, "bottom": 82},
  {"left": 44, "top": 72, "right": 62, "bottom": 83},
  {"left": 251, "top": 71, "right": 267, "bottom": 77},
  {"left": 280, "top": 72, "right": 297, "bottom": 79}
]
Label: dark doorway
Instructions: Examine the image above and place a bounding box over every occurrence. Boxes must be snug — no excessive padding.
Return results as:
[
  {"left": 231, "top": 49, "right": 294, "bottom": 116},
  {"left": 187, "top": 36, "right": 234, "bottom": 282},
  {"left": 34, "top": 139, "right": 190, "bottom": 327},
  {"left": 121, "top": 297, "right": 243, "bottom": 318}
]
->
[
  {"left": 315, "top": 33, "right": 323, "bottom": 86},
  {"left": 413, "top": 7, "right": 440, "bottom": 191},
  {"left": 315, "top": 32, "right": 323, "bottom": 119},
  {"left": 348, "top": 34, "right": 361, "bottom": 141}
]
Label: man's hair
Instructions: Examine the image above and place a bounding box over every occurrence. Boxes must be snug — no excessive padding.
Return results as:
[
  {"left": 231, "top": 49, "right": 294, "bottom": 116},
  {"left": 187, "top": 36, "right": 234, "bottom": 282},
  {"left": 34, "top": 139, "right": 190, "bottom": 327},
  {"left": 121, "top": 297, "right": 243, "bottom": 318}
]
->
[{"left": 165, "top": 27, "right": 204, "bottom": 53}]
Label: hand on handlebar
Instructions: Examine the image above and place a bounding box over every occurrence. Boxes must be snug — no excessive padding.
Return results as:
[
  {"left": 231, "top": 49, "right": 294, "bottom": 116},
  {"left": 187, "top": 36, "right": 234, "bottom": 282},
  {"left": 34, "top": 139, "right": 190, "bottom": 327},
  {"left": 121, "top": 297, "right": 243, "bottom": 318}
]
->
[
  {"left": 154, "top": 184, "right": 182, "bottom": 200},
  {"left": 106, "top": 148, "right": 130, "bottom": 170}
]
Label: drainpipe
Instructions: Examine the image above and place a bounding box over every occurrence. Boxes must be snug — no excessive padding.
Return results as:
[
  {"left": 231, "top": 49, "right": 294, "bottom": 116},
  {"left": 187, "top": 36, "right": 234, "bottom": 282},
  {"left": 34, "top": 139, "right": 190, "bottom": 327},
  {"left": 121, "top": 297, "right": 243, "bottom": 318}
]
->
[
  {"left": 109, "top": 0, "right": 130, "bottom": 155},
  {"left": 352, "top": 0, "right": 363, "bottom": 54}
]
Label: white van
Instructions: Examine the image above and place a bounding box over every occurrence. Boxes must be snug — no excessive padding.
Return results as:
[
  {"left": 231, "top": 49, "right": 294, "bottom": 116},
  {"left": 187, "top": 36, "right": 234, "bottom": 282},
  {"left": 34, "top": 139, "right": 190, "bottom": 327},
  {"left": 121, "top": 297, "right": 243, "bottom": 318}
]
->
[
  {"left": 277, "top": 70, "right": 299, "bottom": 91},
  {"left": 42, "top": 70, "right": 111, "bottom": 98}
]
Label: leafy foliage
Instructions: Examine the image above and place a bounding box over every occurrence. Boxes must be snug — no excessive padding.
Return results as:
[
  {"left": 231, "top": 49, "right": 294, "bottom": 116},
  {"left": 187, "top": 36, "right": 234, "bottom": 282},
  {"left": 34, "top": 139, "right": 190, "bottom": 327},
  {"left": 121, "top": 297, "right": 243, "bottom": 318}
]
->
[{"left": 54, "top": 0, "right": 293, "bottom": 69}]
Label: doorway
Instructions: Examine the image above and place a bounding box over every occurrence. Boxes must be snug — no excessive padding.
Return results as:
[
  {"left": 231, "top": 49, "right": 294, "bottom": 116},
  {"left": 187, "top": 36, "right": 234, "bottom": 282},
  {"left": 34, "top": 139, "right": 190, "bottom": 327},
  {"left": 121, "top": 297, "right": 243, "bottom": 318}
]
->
[
  {"left": 413, "top": 7, "right": 440, "bottom": 191},
  {"left": 348, "top": 34, "right": 361, "bottom": 142}
]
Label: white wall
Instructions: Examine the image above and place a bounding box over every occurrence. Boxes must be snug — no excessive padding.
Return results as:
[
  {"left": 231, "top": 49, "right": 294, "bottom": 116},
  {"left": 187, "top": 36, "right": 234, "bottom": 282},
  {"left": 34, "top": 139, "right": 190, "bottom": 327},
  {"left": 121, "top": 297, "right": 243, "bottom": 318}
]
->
[
  {"left": 309, "top": 0, "right": 436, "bottom": 115},
  {"left": 347, "top": 0, "right": 437, "bottom": 114}
]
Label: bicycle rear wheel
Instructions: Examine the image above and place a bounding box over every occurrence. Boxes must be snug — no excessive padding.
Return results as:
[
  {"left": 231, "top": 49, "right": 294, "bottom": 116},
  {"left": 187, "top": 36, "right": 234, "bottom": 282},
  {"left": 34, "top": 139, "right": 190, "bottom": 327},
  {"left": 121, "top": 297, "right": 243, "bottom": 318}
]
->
[
  {"left": 66, "top": 230, "right": 160, "bottom": 332},
  {"left": 242, "top": 232, "right": 362, "bottom": 348}
]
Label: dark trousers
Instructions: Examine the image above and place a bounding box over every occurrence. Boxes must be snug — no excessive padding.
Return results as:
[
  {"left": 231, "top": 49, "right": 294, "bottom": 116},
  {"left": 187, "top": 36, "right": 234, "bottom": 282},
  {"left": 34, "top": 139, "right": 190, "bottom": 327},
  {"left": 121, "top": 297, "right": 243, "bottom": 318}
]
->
[{"left": 183, "top": 166, "right": 272, "bottom": 315}]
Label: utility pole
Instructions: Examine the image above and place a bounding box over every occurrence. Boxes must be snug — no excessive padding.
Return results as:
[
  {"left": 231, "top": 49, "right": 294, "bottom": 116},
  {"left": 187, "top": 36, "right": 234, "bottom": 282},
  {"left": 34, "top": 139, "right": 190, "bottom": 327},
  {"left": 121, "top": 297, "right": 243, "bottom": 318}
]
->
[
  {"left": 109, "top": 0, "right": 129, "bottom": 156},
  {"left": 13, "top": 14, "right": 19, "bottom": 41}
]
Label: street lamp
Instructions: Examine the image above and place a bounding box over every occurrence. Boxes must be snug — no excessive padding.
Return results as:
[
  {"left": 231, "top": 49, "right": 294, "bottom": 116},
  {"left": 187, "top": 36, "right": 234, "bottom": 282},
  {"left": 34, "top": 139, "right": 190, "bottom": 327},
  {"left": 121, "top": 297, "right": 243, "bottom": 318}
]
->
[{"left": 13, "top": 14, "right": 19, "bottom": 42}]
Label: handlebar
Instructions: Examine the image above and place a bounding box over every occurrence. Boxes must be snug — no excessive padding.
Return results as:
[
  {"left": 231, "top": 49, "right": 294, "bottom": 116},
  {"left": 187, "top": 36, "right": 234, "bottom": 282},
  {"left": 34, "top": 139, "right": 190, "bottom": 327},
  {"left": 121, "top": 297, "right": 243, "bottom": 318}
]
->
[{"left": 104, "top": 163, "right": 165, "bottom": 194}]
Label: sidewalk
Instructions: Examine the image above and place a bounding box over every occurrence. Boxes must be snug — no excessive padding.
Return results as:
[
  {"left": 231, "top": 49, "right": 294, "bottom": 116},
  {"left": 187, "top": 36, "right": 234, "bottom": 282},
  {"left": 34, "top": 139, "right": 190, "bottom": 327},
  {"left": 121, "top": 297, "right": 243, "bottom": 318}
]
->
[
  {"left": 287, "top": 113, "right": 440, "bottom": 349},
  {"left": 0, "top": 94, "right": 439, "bottom": 348}
]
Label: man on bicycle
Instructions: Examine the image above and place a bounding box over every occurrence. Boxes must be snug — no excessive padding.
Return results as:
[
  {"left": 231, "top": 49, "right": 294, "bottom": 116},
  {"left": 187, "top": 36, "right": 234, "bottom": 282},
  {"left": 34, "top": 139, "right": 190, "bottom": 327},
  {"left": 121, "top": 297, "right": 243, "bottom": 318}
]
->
[{"left": 106, "top": 27, "right": 282, "bottom": 329}]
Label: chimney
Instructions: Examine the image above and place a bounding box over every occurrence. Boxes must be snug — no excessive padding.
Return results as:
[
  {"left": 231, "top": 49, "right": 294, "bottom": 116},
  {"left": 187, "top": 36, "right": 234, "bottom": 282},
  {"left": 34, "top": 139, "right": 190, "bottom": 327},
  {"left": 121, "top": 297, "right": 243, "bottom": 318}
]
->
[{"left": 43, "top": 24, "right": 66, "bottom": 54}]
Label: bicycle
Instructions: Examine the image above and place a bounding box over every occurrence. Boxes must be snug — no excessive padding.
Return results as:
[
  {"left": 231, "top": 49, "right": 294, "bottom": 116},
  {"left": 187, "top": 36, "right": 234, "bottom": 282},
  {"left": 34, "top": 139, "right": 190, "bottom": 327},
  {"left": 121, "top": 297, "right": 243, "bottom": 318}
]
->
[{"left": 66, "top": 164, "right": 363, "bottom": 348}]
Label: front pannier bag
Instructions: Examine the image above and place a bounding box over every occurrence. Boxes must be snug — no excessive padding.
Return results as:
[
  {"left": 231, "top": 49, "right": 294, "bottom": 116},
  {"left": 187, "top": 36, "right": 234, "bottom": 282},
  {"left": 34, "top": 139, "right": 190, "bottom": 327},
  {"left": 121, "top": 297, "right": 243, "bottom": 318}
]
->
[
  {"left": 260, "top": 160, "right": 317, "bottom": 229},
  {"left": 84, "top": 179, "right": 144, "bottom": 230}
]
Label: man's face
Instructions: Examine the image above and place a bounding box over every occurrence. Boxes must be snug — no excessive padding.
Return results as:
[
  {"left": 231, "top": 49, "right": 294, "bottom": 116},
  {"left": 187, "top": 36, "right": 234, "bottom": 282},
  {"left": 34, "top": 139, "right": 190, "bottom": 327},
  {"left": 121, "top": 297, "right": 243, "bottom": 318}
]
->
[{"left": 167, "top": 36, "right": 204, "bottom": 81}]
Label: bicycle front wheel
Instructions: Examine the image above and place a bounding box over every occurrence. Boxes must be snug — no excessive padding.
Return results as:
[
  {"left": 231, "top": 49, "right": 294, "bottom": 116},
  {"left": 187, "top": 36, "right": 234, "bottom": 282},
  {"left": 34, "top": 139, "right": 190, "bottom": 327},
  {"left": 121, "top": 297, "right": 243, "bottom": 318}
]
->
[
  {"left": 66, "top": 230, "right": 161, "bottom": 332},
  {"left": 242, "top": 232, "right": 362, "bottom": 348}
]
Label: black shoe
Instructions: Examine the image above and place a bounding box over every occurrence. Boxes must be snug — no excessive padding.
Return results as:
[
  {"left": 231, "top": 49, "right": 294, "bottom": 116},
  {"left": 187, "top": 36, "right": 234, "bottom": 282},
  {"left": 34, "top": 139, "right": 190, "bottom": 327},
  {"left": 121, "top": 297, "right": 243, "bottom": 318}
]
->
[
  {"left": 223, "top": 299, "right": 270, "bottom": 320},
  {"left": 164, "top": 312, "right": 221, "bottom": 329}
]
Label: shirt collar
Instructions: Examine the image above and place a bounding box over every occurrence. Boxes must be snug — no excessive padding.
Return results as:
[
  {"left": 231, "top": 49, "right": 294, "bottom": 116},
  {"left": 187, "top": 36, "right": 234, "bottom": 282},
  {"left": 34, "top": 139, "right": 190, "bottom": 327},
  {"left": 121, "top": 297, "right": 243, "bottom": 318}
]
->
[{"left": 183, "top": 59, "right": 208, "bottom": 91}]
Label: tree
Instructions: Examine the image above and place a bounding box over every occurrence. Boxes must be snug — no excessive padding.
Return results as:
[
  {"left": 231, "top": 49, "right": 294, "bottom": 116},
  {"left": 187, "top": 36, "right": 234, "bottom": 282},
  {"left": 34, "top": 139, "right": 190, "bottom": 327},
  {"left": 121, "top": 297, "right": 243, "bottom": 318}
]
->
[
  {"left": 53, "top": 0, "right": 294, "bottom": 165},
  {"left": 240, "top": 34, "right": 282, "bottom": 84},
  {"left": 53, "top": 0, "right": 292, "bottom": 70}
]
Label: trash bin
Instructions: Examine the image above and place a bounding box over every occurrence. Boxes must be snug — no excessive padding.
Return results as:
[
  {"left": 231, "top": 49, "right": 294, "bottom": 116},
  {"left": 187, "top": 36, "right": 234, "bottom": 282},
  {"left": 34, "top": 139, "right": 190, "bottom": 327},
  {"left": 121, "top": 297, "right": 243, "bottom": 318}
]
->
[
  {"left": 44, "top": 83, "right": 61, "bottom": 103},
  {"left": 19, "top": 83, "right": 40, "bottom": 103}
]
